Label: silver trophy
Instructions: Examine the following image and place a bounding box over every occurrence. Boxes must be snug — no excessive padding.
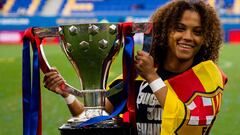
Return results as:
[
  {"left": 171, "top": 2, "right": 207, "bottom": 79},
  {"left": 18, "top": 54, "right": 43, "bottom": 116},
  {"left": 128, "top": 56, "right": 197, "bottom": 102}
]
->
[
  {"left": 59, "top": 23, "right": 121, "bottom": 121},
  {"left": 33, "top": 23, "right": 121, "bottom": 124},
  {"left": 33, "top": 22, "right": 152, "bottom": 127}
]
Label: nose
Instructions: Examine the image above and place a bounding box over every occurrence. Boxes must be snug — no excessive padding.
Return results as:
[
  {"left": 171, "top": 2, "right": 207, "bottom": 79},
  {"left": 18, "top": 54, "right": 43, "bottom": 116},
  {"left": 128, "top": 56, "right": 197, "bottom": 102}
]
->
[{"left": 183, "top": 30, "right": 193, "bottom": 41}]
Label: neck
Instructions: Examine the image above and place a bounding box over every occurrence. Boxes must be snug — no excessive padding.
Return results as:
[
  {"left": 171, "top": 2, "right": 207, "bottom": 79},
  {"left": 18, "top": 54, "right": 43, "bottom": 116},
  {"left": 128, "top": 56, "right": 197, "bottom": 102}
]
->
[{"left": 164, "top": 58, "right": 194, "bottom": 73}]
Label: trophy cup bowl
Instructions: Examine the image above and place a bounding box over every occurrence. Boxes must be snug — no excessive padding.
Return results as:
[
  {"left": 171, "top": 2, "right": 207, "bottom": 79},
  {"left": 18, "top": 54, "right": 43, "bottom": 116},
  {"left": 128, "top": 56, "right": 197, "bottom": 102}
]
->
[{"left": 58, "top": 23, "right": 121, "bottom": 123}]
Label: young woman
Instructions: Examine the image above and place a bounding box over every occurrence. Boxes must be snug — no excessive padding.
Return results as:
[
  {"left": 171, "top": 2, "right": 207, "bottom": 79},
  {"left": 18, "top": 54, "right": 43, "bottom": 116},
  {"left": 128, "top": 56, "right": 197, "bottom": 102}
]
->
[{"left": 44, "top": 1, "right": 227, "bottom": 134}]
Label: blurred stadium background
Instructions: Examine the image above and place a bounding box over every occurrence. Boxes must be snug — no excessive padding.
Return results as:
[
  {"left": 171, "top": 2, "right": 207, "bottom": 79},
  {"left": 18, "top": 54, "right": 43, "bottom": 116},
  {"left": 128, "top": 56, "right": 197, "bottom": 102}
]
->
[
  {"left": 0, "top": 0, "right": 240, "bottom": 135},
  {"left": 0, "top": 0, "right": 240, "bottom": 44}
]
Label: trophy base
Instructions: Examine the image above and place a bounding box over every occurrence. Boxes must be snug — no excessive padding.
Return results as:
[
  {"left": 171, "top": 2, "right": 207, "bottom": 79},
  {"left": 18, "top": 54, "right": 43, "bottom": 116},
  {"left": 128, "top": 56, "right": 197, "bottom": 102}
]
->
[
  {"left": 65, "top": 108, "right": 109, "bottom": 126},
  {"left": 71, "top": 108, "right": 109, "bottom": 122},
  {"left": 59, "top": 119, "right": 134, "bottom": 135}
]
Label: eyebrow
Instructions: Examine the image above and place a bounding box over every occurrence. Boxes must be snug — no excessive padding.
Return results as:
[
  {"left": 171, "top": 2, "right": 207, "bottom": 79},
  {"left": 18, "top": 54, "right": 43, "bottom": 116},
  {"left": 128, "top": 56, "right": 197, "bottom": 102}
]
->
[{"left": 177, "top": 22, "right": 202, "bottom": 29}]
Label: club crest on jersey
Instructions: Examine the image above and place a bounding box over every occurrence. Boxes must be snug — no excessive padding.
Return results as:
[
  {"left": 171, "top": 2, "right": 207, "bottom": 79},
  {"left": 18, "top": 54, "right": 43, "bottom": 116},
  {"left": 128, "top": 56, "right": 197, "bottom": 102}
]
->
[{"left": 175, "top": 87, "right": 223, "bottom": 134}]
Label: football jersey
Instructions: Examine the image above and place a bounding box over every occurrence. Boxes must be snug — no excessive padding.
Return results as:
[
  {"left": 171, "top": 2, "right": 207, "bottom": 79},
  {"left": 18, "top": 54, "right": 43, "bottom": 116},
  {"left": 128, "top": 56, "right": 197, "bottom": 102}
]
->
[
  {"left": 108, "top": 60, "right": 227, "bottom": 135},
  {"left": 161, "top": 60, "right": 227, "bottom": 135}
]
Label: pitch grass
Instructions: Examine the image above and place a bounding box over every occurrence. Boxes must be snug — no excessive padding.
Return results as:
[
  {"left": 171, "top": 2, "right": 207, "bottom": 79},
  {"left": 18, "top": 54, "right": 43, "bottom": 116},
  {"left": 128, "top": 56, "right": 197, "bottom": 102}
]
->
[{"left": 0, "top": 44, "right": 239, "bottom": 135}]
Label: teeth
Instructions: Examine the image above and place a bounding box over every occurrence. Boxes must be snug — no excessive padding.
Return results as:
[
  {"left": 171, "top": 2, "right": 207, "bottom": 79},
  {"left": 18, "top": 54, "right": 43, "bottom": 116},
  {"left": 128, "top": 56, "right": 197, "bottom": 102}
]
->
[{"left": 179, "top": 44, "right": 192, "bottom": 48}]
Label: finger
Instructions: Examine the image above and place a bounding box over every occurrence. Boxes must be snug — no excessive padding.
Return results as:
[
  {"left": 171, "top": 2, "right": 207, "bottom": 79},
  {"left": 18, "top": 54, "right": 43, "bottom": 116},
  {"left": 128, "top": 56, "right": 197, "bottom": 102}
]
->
[
  {"left": 49, "top": 79, "right": 65, "bottom": 93},
  {"left": 135, "top": 60, "right": 144, "bottom": 68},
  {"left": 136, "top": 50, "right": 144, "bottom": 56},
  {"left": 45, "top": 78, "right": 64, "bottom": 92},
  {"left": 135, "top": 60, "right": 144, "bottom": 70},
  {"left": 43, "top": 71, "right": 57, "bottom": 82},
  {"left": 137, "top": 50, "right": 149, "bottom": 56},
  {"left": 44, "top": 71, "right": 58, "bottom": 82},
  {"left": 44, "top": 73, "right": 59, "bottom": 83},
  {"left": 44, "top": 70, "right": 58, "bottom": 77},
  {"left": 45, "top": 75, "right": 64, "bottom": 89},
  {"left": 136, "top": 56, "right": 149, "bottom": 65},
  {"left": 43, "top": 68, "right": 59, "bottom": 78},
  {"left": 135, "top": 53, "right": 145, "bottom": 61},
  {"left": 135, "top": 54, "right": 142, "bottom": 61},
  {"left": 44, "top": 73, "right": 61, "bottom": 87}
]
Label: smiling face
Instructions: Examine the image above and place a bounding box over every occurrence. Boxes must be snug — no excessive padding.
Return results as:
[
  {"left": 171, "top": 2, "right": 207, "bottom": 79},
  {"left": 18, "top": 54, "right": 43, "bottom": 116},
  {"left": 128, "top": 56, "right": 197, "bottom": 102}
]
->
[{"left": 167, "top": 10, "right": 203, "bottom": 64}]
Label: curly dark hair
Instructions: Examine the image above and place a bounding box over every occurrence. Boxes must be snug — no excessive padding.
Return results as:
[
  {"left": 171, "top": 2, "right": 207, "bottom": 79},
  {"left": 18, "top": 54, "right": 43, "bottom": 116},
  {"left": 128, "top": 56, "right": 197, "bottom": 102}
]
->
[{"left": 150, "top": 0, "right": 223, "bottom": 65}]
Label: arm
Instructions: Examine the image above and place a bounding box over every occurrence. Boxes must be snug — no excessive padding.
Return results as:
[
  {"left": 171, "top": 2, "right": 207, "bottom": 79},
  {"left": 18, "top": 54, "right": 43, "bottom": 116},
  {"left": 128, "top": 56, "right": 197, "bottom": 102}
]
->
[
  {"left": 43, "top": 68, "right": 84, "bottom": 117},
  {"left": 105, "top": 98, "right": 114, "bottom": 114},
  {"left": 135, "top": 50, "right": 167, "bottom": 107},
  {"left": 43, "top": 68, "right": 114, "bottom": 116}
]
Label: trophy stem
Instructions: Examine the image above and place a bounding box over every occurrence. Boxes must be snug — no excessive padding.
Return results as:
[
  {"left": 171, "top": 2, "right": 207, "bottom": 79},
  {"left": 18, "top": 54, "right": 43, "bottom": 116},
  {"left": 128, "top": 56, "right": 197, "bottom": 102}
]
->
[{"left": 82, "top": 89, "right": 106, "bottom": 108}]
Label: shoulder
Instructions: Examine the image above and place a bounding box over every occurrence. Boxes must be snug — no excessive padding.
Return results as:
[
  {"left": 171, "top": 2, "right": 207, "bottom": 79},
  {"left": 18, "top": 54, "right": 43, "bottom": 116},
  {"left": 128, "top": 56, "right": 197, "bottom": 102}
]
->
[{"left": 194, "top": 60, "right": 227, "bottom": 87}]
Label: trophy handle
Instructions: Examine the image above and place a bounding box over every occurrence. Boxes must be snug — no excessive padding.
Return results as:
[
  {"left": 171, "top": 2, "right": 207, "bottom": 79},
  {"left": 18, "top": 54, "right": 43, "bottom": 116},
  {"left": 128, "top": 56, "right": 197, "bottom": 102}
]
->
[
  {"left": 132, "top": 22, "right": 153, "bottom": 53},
  {"left": 33, "top": 27, "right": 84, "bottom": 97}
]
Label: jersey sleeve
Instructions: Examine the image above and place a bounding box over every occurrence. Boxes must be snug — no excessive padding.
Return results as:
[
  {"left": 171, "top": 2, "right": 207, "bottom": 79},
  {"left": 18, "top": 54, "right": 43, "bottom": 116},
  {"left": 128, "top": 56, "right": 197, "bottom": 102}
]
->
[{"left": 161, "top": 81, "right": 185, "bottom": 135}]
